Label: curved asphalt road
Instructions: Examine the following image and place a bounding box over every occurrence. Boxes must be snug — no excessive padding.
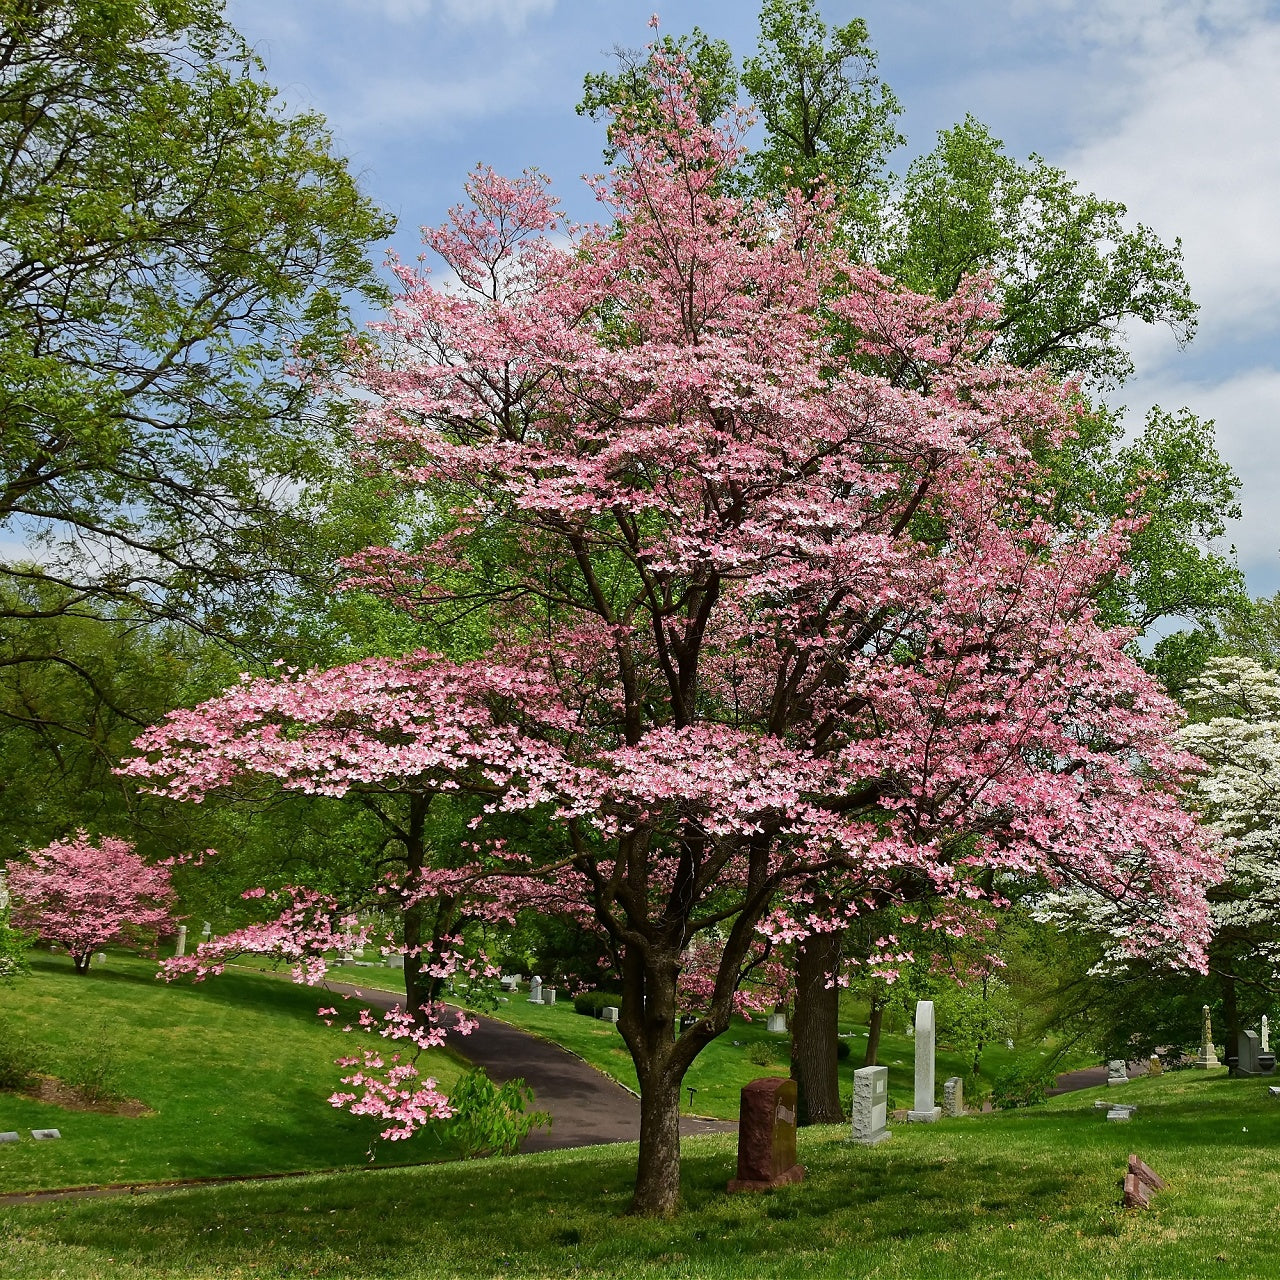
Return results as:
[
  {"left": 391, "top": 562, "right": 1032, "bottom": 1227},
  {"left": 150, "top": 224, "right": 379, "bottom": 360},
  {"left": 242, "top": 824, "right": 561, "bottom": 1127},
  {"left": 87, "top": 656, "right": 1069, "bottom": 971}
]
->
[{"left": 326, "top": 981, "right": 736, "bottom": 1152}]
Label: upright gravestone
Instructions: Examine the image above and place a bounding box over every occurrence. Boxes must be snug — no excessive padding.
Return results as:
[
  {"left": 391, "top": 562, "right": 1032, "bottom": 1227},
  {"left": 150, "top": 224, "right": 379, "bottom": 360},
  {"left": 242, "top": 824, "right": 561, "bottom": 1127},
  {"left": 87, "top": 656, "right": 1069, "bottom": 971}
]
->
[
  {"left": 767, "top": 1011, "right": 786, "bottom": 1034},
  {"left": 544, "top": 985, "right": 557, "bottom": 1006},
  {"left": 908, "top": 1000, "right": 941, "bottom": 1122},
  {"left": 851, "top": 1066, "right": 891, "bottom": 1145},
  {"left": 1195, "top": 1004, "right": 1221, "bottom": 1068},
  {"left": 1263, "top": 1015, "right": 1271, "bottom": 1053},
  {"left": 92, "top": 952, "right": 106, "bottom": 967},
  {"left": 173, "top": 925, "right": 187, "bottom": 959},
  {"left": 200, "top": 921, "right": 212, "bottom": 946},
  {"left": 528, "top": 975, "right": 543, "bottom": 1004},
  {"left": 1237, "top": 1030, "right": 1262, "bottom": 1076},
  {"left": 602, "top": 1005, "right": 619, "bottom": 1023},
  {"left": 727, "top": 1077, "right": 805, "bottom": 1192},
  {"left": 1107, "top": 1060, "right": 1129, "bottom": 1086},
  {"left": 385, "top": 952, "right": 404, "bottom": 970},
  {"left": 1148, "top": 1055, "right": 1163, "bottom": 1077},
  {"left": 943, "top": 1076, "right": 964, "bottom": 1118}
]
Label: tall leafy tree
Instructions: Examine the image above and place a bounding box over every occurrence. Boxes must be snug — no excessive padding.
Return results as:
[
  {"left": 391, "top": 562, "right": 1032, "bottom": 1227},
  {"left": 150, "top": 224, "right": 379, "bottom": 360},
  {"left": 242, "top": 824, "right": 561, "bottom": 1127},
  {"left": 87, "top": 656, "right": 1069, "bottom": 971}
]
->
[
  {"left": 0, "top": 0, "right": 392, "bottom": 649},
  {"left": 127, "top": 71, "right": 1217, "bottom": 1216}
]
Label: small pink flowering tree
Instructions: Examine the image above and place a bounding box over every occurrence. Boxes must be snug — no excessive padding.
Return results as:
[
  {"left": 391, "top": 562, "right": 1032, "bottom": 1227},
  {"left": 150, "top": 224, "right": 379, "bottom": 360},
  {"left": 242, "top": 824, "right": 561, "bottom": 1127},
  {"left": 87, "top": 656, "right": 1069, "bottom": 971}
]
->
[
  {"left": 7, "top": 832, "right": 176, "bottom": 974},
  {"left": 126, "top": 60, "right": 1219, "bottom": 1214}
]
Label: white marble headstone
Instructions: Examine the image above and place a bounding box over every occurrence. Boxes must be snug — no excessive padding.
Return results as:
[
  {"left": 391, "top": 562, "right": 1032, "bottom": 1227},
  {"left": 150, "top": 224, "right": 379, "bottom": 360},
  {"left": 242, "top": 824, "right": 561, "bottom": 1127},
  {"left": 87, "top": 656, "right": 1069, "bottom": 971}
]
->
[
  {"left": 908, "top": 1000, "right": 941, "bottom": 1122},
  {"left": 852, "top": 1065, "right": 891, "bottom": 1145}
]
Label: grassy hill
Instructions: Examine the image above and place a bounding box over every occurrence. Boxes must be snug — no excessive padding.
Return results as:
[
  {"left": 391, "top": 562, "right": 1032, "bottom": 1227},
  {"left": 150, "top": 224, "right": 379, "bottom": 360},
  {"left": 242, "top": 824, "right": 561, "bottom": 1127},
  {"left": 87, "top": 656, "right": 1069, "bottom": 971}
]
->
[
  {"left": 0, "top": 952, "right": 466, "bottom": 1193},
  {"left": 2, "top": 1067, "right": 1278, "bottom": 1278}
]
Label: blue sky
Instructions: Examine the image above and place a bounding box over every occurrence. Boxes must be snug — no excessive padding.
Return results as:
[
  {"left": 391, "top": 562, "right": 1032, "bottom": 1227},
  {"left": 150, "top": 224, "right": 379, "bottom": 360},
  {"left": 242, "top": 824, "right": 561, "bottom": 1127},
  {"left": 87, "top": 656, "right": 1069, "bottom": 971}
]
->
[{"left": 228, "top": 0, "right": 1280, "bottom": 599}]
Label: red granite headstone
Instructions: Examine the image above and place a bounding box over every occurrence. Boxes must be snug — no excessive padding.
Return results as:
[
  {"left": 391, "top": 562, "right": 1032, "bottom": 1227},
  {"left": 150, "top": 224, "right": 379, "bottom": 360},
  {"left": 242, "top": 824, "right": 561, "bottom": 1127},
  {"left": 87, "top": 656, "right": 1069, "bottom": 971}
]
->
[{"left": 727, "top": 1077, "right": 805, "bottom": 1193}]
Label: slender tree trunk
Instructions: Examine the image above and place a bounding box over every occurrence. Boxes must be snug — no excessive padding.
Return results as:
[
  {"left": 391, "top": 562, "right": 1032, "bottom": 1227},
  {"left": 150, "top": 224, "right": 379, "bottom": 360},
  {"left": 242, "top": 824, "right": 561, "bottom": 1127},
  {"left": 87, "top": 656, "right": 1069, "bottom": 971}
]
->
[
  {"left": 1222, "top": 969, "right": 1240, "bottom": 1059},
  {"left": 790, "top": 928, "right": 844, "bottom": 1123},
  {"left": 618, "top": 944, "right": 702, "bottom": 1216},
  {"left": 632, "top": 1060, "right": 683, "bottom": 1216},
  {"left": 864, "top": 992, "right": 885, "bottom": 1067},
  {"left": 402, "top": 793, "right": 431, "bottom": 1015},
  {"left": 73, "top": 951, "right": 91, "bottom": 975}
]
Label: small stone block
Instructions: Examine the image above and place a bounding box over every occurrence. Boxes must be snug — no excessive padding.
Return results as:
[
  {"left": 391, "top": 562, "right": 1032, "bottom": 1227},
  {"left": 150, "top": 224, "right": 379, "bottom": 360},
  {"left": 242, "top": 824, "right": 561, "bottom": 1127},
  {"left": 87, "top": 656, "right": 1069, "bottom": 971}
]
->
[
  {"left": 602, "top": 1006, "right": 619, "bottom": 1023},
  {"left": 908, "top": 1107, "right": 942, "bottom": 1122},
  {"left": 1268, "top": 1085, "right": 1280, "bottom": 1097},
  {"left": 1107, "top": 1108, "right": 1132, "bottom": 1122},
  {"left": 728, "top": 1077, "right": 803, "bottom": 1193},
  {"left": 0, "top": 1131, "right": 19, "bottom": 1143},
  {"left": 852, "top": 1065, "right": 891, "bottom": 1146},
  {"left": 766, "top": 1012, "right": 786, "bottom": 1034},
  {"left": 1128, "top": 1154, "right": 1165, "bottom": 1191},
  {"left": 1123, "top": 1172, "right": 1152, "bottom": 1209},
  {"left": 30, "top": 1129, "right": 61, "bottom": 1140}
]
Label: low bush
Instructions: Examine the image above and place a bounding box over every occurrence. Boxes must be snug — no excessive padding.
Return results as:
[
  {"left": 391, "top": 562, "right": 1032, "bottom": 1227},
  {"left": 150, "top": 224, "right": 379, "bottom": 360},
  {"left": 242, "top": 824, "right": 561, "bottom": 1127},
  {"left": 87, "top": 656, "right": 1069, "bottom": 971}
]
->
[
  {"left": 445, "top": 1068, "right": 550, "bottom": 1158},
  {"left": 0, "top": 1013, "right": 40, "bottom": 1091},
  {"left": 746, "top": 1041, "right": 778, "bottom": 1067},
  {"left": 991, "top": 1060, "right": 1057, "bottom": 1110},
  {"left": 53, "top": 1017, "right": 126, "bottom": 1104},
  {"left": 572, "top": 991, "right": 623, "bottom": 1017},
  {"left": 836, "top": 1038, "right": 851, "bottom": 1062}
]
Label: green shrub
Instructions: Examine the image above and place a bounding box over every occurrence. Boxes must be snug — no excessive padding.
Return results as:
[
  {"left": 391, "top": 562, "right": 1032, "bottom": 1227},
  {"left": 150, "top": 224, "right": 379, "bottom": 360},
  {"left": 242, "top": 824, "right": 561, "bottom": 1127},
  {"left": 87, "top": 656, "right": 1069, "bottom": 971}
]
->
[
  {"left": 991, "top": 1060, "right": 1056, "bottom": 1110},
  {"left": 746, "top": 1041, "right": 777, "bottom": 1067},
  {"left": 445, "top": 1068, "right": 551, "bottom": 1158},
  {"left": 572, "top": 991, "right": 623, "bottom": 1017},
  {"left": 56, "top": 1017, "right": 126, "bottom": 1104},
  {"left": 0, "top": 1014, "right": 39, "bottom": 1091},
  {"left": 836, "top": 1038, "right": 851, "bottom": 1062}
]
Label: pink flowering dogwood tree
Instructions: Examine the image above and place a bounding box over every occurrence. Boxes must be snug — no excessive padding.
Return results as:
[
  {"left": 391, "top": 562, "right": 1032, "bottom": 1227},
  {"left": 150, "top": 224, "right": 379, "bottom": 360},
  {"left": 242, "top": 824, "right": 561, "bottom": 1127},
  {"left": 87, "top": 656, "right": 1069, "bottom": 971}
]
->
[
  {"left": 7, "top": 832, "right": 176, "bottom": 974},
  {"left": 126, "top": 60, "right": 1219, "bottom": 1214}
]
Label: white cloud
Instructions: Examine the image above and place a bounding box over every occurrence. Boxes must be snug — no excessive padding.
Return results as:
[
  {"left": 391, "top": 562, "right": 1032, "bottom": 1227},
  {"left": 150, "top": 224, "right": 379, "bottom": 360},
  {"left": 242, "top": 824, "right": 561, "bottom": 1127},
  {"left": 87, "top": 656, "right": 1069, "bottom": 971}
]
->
[
  {"left": 1061, "top": 3, "right": 1280, "bottom": 354},
  {"left": 1117, "top": 364, "right": 1280, "bottom": 587}
]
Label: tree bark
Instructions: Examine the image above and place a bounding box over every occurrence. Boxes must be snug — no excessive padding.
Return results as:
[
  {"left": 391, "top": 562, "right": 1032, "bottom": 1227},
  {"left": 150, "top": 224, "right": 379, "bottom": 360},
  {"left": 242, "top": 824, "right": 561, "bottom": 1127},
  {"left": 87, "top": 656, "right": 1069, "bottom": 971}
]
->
[
  {"left": 632, "top": 1063, "right": 684, "bottom": 1216},
  {"left": 790, "top": 928, "right": 844, "bottom": 1123},
  {"left": 864, "top": 992, "right": 885, "bottom": 1067}
]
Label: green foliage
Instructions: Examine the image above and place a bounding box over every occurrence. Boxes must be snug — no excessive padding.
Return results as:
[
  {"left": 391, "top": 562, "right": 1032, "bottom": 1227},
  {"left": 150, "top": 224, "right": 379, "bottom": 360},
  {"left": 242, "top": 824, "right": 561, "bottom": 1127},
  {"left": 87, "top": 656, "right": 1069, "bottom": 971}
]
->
[
  {"left": 885, "top": 115, "right": 1197, "bottom": 388},
  {"left": 0, "top": 901, "right": 31, "bottom": 981},
  {"left": 572, "top": 991, "right": 623, "bottom": 1017},
  {"left": 746, "top": 1041, "right": 778, "bottom": 1067},
  {"left": 445, "top": 1068, "right": 550, "bottom": 1159},
  {"left": 578, "top": 27, "right": 738, "bottom": 161},
  {"left": 0, "top": 0, "right": 392, "bottom": 651},
  {"left": 990, "top": 1059, "right": 1057, "bottom": 1110},
  {"left": 0, "top": 1012, "right": 40, "bottom": 1091},
  {"left": 741, "top": 0, "right": 901, "bottom": 241}
]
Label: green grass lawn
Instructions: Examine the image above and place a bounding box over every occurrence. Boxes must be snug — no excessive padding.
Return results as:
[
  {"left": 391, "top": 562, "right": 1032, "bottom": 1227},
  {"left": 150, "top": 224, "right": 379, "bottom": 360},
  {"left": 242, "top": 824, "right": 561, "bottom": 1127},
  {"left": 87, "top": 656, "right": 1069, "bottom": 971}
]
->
[
  {"left": 0, "top": 952, "right": 467, "bottom": 1193},
  {"left": 1, "top": 1067, "right": 1275, "bottom": 1278}
]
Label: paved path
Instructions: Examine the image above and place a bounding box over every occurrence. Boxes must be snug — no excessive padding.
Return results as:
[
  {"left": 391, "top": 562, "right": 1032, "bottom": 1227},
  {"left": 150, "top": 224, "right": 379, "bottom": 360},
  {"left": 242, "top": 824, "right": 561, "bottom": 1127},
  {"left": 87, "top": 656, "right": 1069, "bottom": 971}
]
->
[{"left": 326, "top": 981, "right": 736, "bottom": 1152}]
